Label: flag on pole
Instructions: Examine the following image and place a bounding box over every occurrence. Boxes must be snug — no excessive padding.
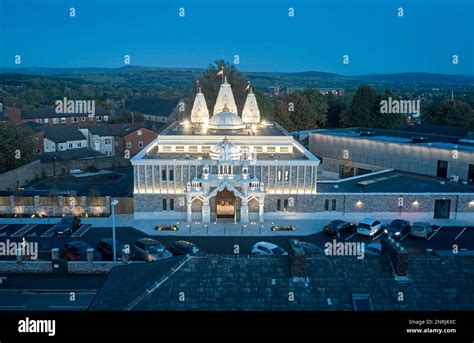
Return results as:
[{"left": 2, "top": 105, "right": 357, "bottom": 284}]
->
[
  {"left": 244, "top": 83, "right": 250, "bottom": 92},
  {"left": 216, "top": 68, "right": 224, "bottom": 78}
]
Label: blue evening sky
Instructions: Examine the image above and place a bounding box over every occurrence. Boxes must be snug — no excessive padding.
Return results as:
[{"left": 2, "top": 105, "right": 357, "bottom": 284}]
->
[{"left": 0, "top": 0, "right": 472, "bottom": 75}]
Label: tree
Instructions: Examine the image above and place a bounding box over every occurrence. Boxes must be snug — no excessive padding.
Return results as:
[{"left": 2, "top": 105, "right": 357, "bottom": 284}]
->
[
  {"left": 341, "top": 85, "right": 378, "bottom": 127},
  {"left": 301, "top": 89, "right": 328, "bottom": 128},
  {"left": 273, "top": 96, "right": 293, "bottom": 130},
  {"left": 424, "top": 100, "right": 474, "bottom": 128},
  {"left": 0, "top": 123, "right": 36, "bottom": 173},
  {"left": 326, "top": 92, "right": 348, "bottom": 127}
]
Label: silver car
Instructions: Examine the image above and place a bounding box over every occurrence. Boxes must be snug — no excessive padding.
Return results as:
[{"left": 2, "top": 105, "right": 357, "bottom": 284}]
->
[
  {"left": 133, "top": 238, "right": 172, "bottom": 262},
  {"left": 410, "top": 222, "right": 433, "bottom": 239}
]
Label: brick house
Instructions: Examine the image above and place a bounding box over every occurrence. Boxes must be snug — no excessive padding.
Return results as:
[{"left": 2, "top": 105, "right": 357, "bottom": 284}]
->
[
  {"left": 108, "top": 123, "right": 158, "bottom": 157},
  {"left": 11, "top": 106, "right": 112, "bottom": 126}
]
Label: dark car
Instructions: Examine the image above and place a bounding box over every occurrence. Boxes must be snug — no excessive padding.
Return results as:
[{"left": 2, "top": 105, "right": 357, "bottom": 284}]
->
[
  {"left": 385, "top": 219, "right": 410, "bottom": 239},
  {"left": 54, "top": 215, "right": 81, "bottom": 236},
  {"left": 59, "top": 241, "right": 101, "bottom": 261},
  {"left": 133, "top": 238, "right": 172, "bottom": 262},
  {"left": 96, "top": 238, "right": 124, "bottom": 261},
  {"left": 323, "top": 220, "right": 356, "bottom": 237},
  {"left": 298, "top": 241, "right": 325, "bottom": 255},
  {"left": 166, "top": 240, "right": 201, "bottom": 256}
]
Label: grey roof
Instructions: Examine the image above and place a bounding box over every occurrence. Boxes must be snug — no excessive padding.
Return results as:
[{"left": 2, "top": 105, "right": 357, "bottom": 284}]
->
[
  {"left": 43, "top": 126, "right": 86, "bottom": 143},
  {"left": 39, "top": 148, "right": 103, "bottom": 162},
  {"left": 89, "top": 254, "right": 474, "bottom": 311},
  {"left": 311, "top": 127, "right": 474, "bottom": 152},
  {"left": 318, "top": 171, "right": 474, "bottom": 193},
  {"left": 22, "top": 106, "right": 109, "bottom": 119},
  {"left": 84, "top": 124, "right": 113, "bottom": 136},
  {"left": 126, "top": 97, "right": 180, "bottom": 117},
  {"left": 107, "top": 123, "right": 151, "bottom": 137}
]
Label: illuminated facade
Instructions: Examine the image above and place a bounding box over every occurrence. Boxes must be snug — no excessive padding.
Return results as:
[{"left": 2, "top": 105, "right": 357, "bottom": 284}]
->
[{"left": 131, "top": 79, "right": 320, "bottom": 222}]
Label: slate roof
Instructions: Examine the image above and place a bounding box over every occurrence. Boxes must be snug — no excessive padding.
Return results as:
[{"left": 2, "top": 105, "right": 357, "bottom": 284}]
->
[
  {"left": 39, "top": 148, "right": 103, "bottom": 162},
  {"left": 89, "top": 254, "right": 474, "bottom": 311},
  {"left": 125, "top": 97, "right": 180, "bottom": 117},
  {"left": 84, "top": 124, "right": 113, "bottom": 136},
  {"left": 22, "top": 106, "right": 109, "bottom": 119},
  {"left": 107, "top": 123, "right": 150, "bottom": 137},
  {"left": 43, "top": 126, "right": 87, "bottom": 143}
]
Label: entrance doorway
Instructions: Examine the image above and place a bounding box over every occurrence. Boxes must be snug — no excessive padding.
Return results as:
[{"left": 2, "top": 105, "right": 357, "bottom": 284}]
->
[
  {"left": 434, "top": 199, "right": 451, "bottom": 219},
  {"left": 436, "top": 160, "right": 448, "bottom": 178},
  {"left": 216, "top": 189, "right": 236, "bottom": 220}
]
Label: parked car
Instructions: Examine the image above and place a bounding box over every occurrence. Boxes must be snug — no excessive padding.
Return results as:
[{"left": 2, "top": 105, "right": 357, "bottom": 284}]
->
[
  {"left": 251, "top": 242, "right": 288, "bottom": 256},
  {"left": 298, "top": 241, "right": 325, "bottom": 255},
  {"left": 323, "top": 220, "right": 356, "bottom": 237},
  {"left": 133, "top": 238, "right": 172, "bottom": 262},
  {"left": 410, "top": 222, "right": 434, "bottom": 239},
  {"left": 54, "top": 215, "right": 81, "bottom": 236},
  {"left": 363, "top": 243, "right": 382, "bottom": 256},
  {"left": 59, "top": 241, "right": 101, "bottom": 261},
  {"left": 385, "top": 219, "right": 410, "bottom": 239},
  {"left": 357, "top": 218, "right": 383, "bottom": 236},
  {"left": 96, "top": 238, "right": 124, "bottom": 261},
  {"left": 166, "top": 240, "right": 201, "bottom": 256}
]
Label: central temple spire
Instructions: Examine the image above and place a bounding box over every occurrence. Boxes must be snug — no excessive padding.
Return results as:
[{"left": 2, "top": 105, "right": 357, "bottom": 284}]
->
[{"left": 213, "top": 78, "right": 238, "bottom": 114}]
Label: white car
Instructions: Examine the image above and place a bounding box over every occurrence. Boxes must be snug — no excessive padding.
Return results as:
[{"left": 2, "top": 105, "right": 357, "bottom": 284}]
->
[
  {"left": 251, "top": 242, "right": 288, "bottom": 256},
  {"left": 357, "top": 218, "right": 383, "bottom": 236}
]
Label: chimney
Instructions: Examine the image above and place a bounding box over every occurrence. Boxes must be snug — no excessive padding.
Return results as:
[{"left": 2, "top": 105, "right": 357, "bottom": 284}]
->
[
  {"left": 288, "top": 239, "right": 306, "bottom": 278},
  {"left": 381, "top": 237, "right": 409, "bottom": 281}
]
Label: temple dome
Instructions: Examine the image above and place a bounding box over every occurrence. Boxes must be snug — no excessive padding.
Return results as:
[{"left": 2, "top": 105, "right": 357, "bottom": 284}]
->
[
  {"left": 208, "top": 107, "right": 245, "bottom": 130},
  {"left": 209, "top": 137, "right": 242, "bottom": 161}
]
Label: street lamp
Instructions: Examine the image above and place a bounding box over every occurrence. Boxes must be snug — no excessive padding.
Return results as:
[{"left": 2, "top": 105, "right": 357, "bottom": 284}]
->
[{"left": 111, "top": 199, "right": 119, "bottom": 264}]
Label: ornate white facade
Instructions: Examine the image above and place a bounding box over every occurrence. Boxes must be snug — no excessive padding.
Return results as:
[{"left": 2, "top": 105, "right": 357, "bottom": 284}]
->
[{"left": 132, "top": 79, "right": 320, "bottom": 223}]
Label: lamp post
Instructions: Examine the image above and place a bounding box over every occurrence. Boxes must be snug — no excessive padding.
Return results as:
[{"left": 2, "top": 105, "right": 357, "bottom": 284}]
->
[{"left": 111, "top": 199, "right": 119, "bottom": 264}]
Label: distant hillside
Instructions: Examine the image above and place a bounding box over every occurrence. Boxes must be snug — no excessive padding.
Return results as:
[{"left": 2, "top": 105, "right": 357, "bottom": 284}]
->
[{"left": 0, "top": 66, "right": 473, "bottom": 90}]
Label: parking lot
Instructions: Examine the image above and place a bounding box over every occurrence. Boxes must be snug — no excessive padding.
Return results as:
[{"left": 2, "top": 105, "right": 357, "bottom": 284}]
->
[{"left": 0, "top": 221, "right": 473, "bottom": 260}]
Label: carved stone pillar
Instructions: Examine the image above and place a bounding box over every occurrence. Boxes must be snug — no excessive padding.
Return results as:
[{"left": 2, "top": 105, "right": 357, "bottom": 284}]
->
[
  {"left": 240, "top": 197, "right": 249, "bottom": 224},
  {"left": 202, "top": 197, "right": 211, "bottom": 223}
]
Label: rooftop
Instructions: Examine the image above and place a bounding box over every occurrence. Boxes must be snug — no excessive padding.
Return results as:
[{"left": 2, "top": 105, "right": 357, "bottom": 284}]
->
[
  {"left": 311, "top": 127, "right": 474, "bottom": 153},
  {"left": 161, "top": 121, "right": 288, "bottom": 137},
  {"left": 125, "top": 97, "right": 180, "bottom": 117},
  {"left": 90, "top": 254, "right": 474, "bottom": 311},
  {"left": 318, "top": 170, "right": 474, "bottom": 193},
  {"left": 43, "top": 126, "right": 86, "bottom": 143}
]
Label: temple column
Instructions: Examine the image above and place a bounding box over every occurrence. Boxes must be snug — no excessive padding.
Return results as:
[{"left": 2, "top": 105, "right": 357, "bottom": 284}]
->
[
  {"left": 240, "top": 197, "right": 249, "bottom": 224},
  {"left": 202, "top": 197, "right": 211, "bottom": 223}
]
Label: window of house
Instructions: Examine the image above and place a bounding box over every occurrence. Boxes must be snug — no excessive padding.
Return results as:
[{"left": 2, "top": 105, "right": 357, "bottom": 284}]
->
[
  {"left": 162, "top": 199, "right": 167, "bottom": 211},
  {"left": 126, "top": 141, "right": 132, "bottom": 148},
  {"left": 137, "top": 130, "right": 143, "bottom": 136},
  {"left": 276, "top": 199, "right": 281, "bottom": 211},
  {"left": 72, "top": 117, "right": 78, "bottom": 123},
  {"left": 161, "top": 169, "right": 167, "bottom": 181},
  {"left": 97, "top": 116, "right": 102, "bottom": 122},
  {"left": 280, "top": 147, "right": 289, "bottom": 153},
  {"left": 266, "top": 147, "right": 276, "bottom": 153},
  {"left": 254, "top": 146, "right": 263, "bottom": 153},
  {"left": 283, "top": 199, "right": 288, "bottom": 210},
  {"left": 201, "top": 146, "right": 211, "bottom": 152},
  {"left": 82, "top": 116, "right": 86, "bottom": 121},
  {"left": 324, "top": 199, "right": 329, "bottom": 211},
  {"left": 175, "top": 146, "right": 184, "bottom": 152},
  {"left": 331, "top": 199, "right": 337, "bottom": 211},
  {"left": 277, "top": 170, "right": 282, "bottom": 181},
  {"left": 138, "top": 141, "right": 144, "bottom": 148},
  {"left": 284, "top": 170, "right": 289, "bottom": 181},
  {"left": 169, "top": 199, "right": 174, "bottom": 211},
  {"left": 189, "top": 146, "right": 198, "bottom": 153},
  {"left": 162, "top": 146, "right": 172, "bottom": 152},
  {"left": 169, "top": 169, "right": 174, "bottom": 181},
  {"left": 44, "top": 118, "right": 49, "bottom": 124},
  {"left": 103, "top": 116, "right": 108, "bottom": 121},
  {"left": 77, "top": 142, "right": 81, "bottom": 148},
  {"left": 61, "top": 117, "right": 66, "bottom": 124},
  {"left": 68, "top": 143, "right": 73, "bottom": 149},
  {"left": 105, "top": 138, "right": 112, "bottom": 145},
  {"left": 53, "top": 118, "right": 59, "bottom": 124}
]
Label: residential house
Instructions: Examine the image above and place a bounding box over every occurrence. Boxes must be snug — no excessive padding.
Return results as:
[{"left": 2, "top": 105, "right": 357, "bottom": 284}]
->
[
  {"left": 108, "top": 123, "right": 158, "bottom": 157},
  {"left": 16, "top": 106, "right": 111, "bottom": 126},
  {"left": 43, "top": 126, "right": 88, "bottom": 153},
  {"left": 79, "top": 125, "right": 115, "bottom": 156}
]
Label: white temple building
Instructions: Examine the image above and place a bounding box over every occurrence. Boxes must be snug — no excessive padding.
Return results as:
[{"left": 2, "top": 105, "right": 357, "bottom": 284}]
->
[{"left": 131, "top": 77, "right": 320, "bottom": 223}]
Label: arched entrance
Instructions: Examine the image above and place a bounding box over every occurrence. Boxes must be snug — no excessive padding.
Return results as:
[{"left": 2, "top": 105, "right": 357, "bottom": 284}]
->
[{"left": 215, "top": 188, "right": 236, "bottom": 220}]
